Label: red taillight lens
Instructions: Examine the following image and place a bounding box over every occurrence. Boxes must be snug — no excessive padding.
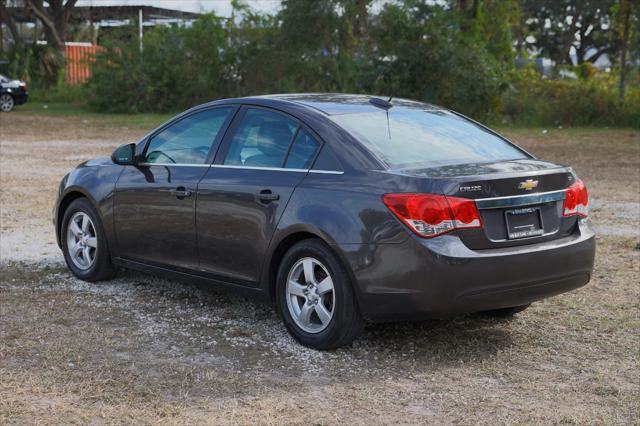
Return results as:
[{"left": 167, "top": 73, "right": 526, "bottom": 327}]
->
[
  {"left": 382, "top": 193, "right": 482, "bottom": 238},
  {"left": 563, "top": 179, "right": 588, "bottom": 218},
  {"left": 19, "top": 82, "right": 27, "bottom": 92}
]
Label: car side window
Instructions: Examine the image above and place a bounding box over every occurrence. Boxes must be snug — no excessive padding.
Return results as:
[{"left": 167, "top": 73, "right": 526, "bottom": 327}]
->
[
  {"left": 144, "top": 108, "right": 232, "bottom": 164},
  {"left": 312, "top": 144, "right": 343, "bottom": 172},
  {"left": 285, "top": 128, "right": 321, "bottom": 169},
  {"left": 223, "top": 108, "right": 298, "bottom": 168}
]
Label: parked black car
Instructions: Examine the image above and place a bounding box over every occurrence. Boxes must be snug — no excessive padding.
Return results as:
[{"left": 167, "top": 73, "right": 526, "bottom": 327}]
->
[
  {"left": 0, "top": 74, "right": 28, "bottom": 112},
  {"left": 54, "top": 94, "right": 595, "bottom": 349}
]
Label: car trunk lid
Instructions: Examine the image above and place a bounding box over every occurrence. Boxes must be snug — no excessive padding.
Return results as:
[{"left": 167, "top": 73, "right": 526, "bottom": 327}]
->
[{"left": 392, "top": 159, "right": 578, "bottom": 249}]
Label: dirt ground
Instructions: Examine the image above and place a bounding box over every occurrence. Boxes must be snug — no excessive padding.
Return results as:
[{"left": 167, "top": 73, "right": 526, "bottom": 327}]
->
[{"left": 1, "top": 109, "right": 639, "bottom": 424}]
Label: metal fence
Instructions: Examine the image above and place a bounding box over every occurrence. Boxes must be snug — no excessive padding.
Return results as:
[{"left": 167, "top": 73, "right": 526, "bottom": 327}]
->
[{"left": 65, "top": 43, "right": 102, "bottom": 85}]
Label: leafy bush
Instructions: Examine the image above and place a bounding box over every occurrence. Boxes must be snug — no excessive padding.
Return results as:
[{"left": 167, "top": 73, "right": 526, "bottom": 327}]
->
[
  {"left": 500, "top": 72, "right": 640, "bottom": 128},
  {"left": 46, "top": 4, "right": 639, "bottom": 127},
  {"left": 87, "top": 14, "right": 227, "bottom": 113},
  {"left": 1, "top": 43, "right": 64, "bottom": 88}
]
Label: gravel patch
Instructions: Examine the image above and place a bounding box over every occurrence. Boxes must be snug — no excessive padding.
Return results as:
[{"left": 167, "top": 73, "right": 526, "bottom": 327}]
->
[{"left": 1, "top": 115, "right": 638, "bottom": 424}]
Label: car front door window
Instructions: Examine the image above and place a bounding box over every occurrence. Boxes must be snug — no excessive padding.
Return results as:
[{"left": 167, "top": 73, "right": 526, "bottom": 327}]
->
[{"left": 145, "top": 108, "right": 233, "bottom": 165}]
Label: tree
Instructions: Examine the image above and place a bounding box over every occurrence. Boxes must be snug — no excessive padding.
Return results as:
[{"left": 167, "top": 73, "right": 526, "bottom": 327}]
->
[
  {"left": 613, "top": 0, "right": 638, "bottom": 101},
  {"left": 24, "top": 0, "right": 78, "bottom": 84},
  {"left": 25, "top": 0, "right": 77, "bottom": 49},
  {"left": 522, "top": 0, "right": 616, "bottom": 65},
  {"left": 0, "top": 1, "right": 22, "bottom": 46},
  {"left": 372, "top": 1, "right": 505, "bottom": 119},
  {"left": 275, "top": 0, "right": 374, "bottom": 92}
]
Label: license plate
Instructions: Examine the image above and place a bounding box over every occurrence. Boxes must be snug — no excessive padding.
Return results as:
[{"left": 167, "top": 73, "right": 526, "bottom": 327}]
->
[{"left": 505, "top": 207, "right": 544, "bottom": 239}]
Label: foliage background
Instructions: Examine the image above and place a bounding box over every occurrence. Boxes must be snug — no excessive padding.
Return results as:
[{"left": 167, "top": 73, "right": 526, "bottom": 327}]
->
[{"left": 2, "top": 0, "right": 639, "bottom": 127}]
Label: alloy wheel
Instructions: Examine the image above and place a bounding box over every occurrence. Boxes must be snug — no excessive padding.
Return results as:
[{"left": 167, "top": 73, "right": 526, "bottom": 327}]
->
[
  {"left": 286, "top": 257, "right": 335, "bottom": 333},
  {"left": 66, "top": 211, "right": 98, "bottom": 270},
  {"left": 0, "top": 94, "right": 14, "bottom": 112}
]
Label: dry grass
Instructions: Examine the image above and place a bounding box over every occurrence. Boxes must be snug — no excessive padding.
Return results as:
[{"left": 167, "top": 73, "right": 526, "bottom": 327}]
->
[{"left": 0, "top": 110, "right": 639, "bottom": 424}]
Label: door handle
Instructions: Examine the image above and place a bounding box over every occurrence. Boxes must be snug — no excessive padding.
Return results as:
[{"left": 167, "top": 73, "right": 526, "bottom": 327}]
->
[
  {"left": 257, "top": 189, "right": 279, "bottom": 203},
  {"left": 172, "top": 186, "right": 192, "bottom": 199}
]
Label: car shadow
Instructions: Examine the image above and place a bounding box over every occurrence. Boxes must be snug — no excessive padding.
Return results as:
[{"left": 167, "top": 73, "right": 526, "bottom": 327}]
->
[{"left": 106, "top": 269, "right": 519, "bottom": 372}]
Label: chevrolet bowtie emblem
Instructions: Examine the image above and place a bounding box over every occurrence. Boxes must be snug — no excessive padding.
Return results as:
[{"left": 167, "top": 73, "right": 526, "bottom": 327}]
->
[{"left": 518, "top": 179, "right": 539, "bottom": 191}]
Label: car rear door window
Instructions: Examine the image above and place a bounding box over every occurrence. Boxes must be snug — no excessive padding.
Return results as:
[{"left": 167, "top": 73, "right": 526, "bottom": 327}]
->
[
  {"left": 144, "top": 107, "right": 232, "bottom": 164},
  {"left": 285, "top": 129, "right": 321, "bottom": 169},
  {"left": 223, "top": 108, "right": 298, "bottom": 168}
]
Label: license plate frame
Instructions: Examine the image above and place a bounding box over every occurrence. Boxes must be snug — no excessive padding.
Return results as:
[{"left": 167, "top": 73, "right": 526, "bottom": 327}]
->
[{"left": 505, "top": 206, "right": 544, "bottom": 239}]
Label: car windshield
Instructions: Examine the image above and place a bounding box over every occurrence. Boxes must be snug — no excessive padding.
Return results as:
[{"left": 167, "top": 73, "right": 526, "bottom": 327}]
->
[{"left": 332, "top": 108, "right": 528, "bottom": 169}]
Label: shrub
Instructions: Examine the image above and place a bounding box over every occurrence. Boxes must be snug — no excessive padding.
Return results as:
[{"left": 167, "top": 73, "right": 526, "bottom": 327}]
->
[
  {"left": 87, "top": 15, "right": 228, "bottom": 113},
  {"left": 500, "top": 73, "right": 640, "bottom": 128}
]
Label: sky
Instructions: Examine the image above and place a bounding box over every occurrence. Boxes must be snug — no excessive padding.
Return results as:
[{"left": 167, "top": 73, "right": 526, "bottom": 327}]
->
[{"left": 75, "top": 0, "right": 282, "bottom": 17}]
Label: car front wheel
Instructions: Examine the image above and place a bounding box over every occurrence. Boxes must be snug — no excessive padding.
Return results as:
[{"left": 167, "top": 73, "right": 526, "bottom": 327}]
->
[
  {"left": 276, "top": 239, "right": 365, "bottom": 350},
  {"left": 0, "top": 94, "right": 15, "bottom": 112},
  {"left": 61, "top": 198, "right": 115, "bottom": 282}
]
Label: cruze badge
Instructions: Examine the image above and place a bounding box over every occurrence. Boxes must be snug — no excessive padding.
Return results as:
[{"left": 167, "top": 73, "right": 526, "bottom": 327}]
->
[
  {"left": 518, "top": 179, "right": 539, "bottom": 191},
  {"left": 459, "top": 185, "right": 482, "bottom": 192}
]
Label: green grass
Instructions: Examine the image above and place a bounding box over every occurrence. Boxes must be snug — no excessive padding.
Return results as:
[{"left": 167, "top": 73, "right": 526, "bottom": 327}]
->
[
  {"left": 18, "top": 101, "right": 173, "bottom": 129},
  {"left": 16, "top": 99, "right": 640, "bottom": 135}
]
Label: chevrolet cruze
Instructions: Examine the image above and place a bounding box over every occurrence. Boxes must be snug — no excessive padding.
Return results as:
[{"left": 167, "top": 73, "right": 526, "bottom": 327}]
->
[{"left": 54, "top": 94, "right": 596, "bottom": 349}]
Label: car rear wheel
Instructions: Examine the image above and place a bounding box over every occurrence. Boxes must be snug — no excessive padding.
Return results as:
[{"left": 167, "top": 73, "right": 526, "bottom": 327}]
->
[
  {"left": 61, "top": 198, "right": 115, "bottom": 282},
  {"left": 482, "top": 304, "right": 530, "bottom": 317},
  {"left": 0, "top": 94, "right": 14, "bottom": 112},
  {"left": 276, "top": 239, "right": 365, "bottom": 350}
]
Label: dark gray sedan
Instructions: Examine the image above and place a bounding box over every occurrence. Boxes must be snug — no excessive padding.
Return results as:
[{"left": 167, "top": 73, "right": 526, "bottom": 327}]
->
[{"left": 54, "top": 94, "right": 595, "bottom": 349}]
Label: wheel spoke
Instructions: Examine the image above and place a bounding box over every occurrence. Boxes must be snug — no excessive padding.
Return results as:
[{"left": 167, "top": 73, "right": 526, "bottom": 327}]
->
[
  {"left": 85, "top": 237, "right": 98, "bottom": 248},
  {"left": 316, "top": 276, "right": 333, "bottom": 295},
  {"left": 71, "top": 242, "right": 82, "bottom": 258},
  {"left": 83, "top": 247, "right": 92, "bottom": 264},
  {"left": 69, "top": 220, "right": 82, "bottom": 237},
  {"left": 288, "top": 281, "right": 307, "bottom": 298},
  {"left": 315, "top": 302, "right": 332, "bottom": 325},
  {"left": 81, "top": 214, "right": 89, "bottom": 232},
  {"left": 302, "top": 258, "right": 315, "bottom": 284},
  {"left": 298, "top": 303, "right": 314, "bottom": 327}
]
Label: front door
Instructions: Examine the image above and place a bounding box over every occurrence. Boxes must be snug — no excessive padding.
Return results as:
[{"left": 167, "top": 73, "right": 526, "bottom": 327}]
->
[
  {"left": 196, "top": 107, "right": 322, "bottom": 284},
  {"left": 113, "top": 107, "right": 235, "bottom": 269}
]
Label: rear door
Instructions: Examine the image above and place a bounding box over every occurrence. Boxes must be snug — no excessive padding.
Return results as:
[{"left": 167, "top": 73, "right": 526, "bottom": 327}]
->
[
  {"left": 196, "top": 106, "right": 322, "bottom": 285},
  {"left": 114, "top": 106, "right": 235, "bottom": 269}
]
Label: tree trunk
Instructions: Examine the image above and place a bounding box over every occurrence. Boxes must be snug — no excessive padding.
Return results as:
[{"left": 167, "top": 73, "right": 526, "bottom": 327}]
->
[
  {"left": 0, "top": 1, "right": 22, "bottom": 45},
  {"left": 618, "top": 0, "right": 631, "bottom": 102}
]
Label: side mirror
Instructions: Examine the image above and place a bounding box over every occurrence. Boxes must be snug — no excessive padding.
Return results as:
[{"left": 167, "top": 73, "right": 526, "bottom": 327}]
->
[{"left": 111, "top": 143, "right": 137, "bottom": 165}]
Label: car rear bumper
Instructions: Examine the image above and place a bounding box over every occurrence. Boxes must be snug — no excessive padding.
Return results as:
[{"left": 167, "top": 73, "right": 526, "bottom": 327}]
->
[
  {"left": 338, "top": 219, "right": 596, "bottom": 321},
  {"left": 13, "top": 92, "right": 28, "bottom": 105}
]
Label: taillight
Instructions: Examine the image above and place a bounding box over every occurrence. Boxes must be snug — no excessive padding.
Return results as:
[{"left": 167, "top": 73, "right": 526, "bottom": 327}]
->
[
  {"left": 19, "top": 82, "right": 27, "bottom": 92},
  {"left": 563, "top": 179, "right": 588, "bottom": 218},
  {"left": 382, "top": 193, "right": 482, "bottom": 238}
]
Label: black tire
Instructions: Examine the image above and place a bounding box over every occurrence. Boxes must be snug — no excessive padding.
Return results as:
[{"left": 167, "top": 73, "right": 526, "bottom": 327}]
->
[
  {"left": 276, "top": 239, "right": 365, "bottom": 350},
  {"left": 482, "top": 304, "right": 530, "bottom": 318},
  {"left": 61, "top": 198, "right": 115, "bottom": 282}
]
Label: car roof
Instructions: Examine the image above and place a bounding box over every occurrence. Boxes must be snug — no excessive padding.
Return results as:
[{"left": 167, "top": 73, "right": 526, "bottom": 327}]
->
[{"left": 224, "top": 93, "right": 444, "bottom": 116}]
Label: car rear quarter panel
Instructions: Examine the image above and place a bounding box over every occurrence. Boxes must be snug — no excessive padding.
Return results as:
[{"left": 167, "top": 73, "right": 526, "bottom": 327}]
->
[{"left": 276, "top": 170, "right": 443, "bottom": 245}]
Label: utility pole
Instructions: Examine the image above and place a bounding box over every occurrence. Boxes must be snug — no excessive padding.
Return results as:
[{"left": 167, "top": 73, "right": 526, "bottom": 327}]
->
[{"left": 138, "top": 8, "right": 143, "bottom": 53}]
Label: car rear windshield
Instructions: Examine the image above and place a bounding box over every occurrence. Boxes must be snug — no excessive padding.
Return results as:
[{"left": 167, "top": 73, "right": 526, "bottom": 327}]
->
[{"left": 332, "top": 109, "right": 528, "bottom": 169}]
